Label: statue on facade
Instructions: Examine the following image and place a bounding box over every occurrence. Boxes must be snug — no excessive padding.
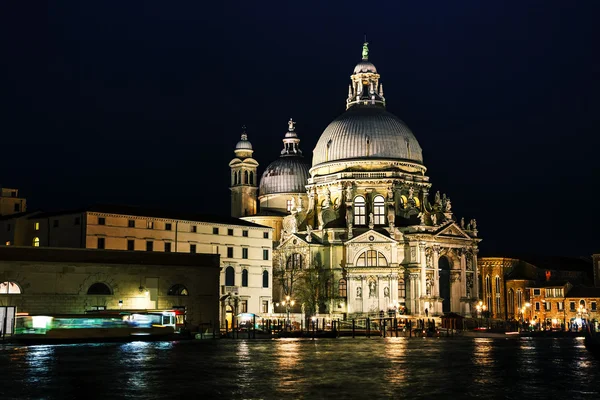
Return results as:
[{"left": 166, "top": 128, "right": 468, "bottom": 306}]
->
[
  {"left": 408, "top": 187, "right": 414, "bottom": 199},
  {"left": 323, "top": 188, "right": 331, "bottom": 208},
  {"left": 290, "top": 196, "right": 296, "bottom": 212},
  {"left": 345, "top": 184, "right": 353, "bottom": 202},
  {"left": 387, "top": 186, "right": 394, "bottom": 200},
  {"left": 357, "top": 286, "right": 362, "bottom": 298},
  {"left": 307, "top": 189, "right": 315, "bottom": 211},
  {"left": 471, "top": 219, "right": 477, "bottom": 230},
  {"left": 384, "top": 287, "right": 389, "bottom": 298},
  {"left": 387, "top": 205, "right": 395, "bottom": 227},
  {"left": 418, "top": 212, "right": 426, "bottom": 225},
  {"left": 431, "top": 213, "right": 437, "bottom": 226},
  {"left": 444, "top": 198, "right": 452, "bottom": 212},
  {"left": 460, "top": 217, "right": 465, "bottom": 229},
  {"left": 435, "top": 191, "right": 441, "bottom": 205},
  {"left": 368, "top": 212, "right": 374, "bottom": 229},
  {"left": 297, "top": 195, "right": 303, "bottom": 210},
  {"left": 305, "top": 225, "right": 312, "bottom": 242},
  {"left": 369, "top": 281, "right": 376, "bottom": 298}
]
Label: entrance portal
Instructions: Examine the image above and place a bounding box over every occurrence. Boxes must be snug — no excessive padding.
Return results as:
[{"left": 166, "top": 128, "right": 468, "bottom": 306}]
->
[{"left": 439, "top": 256, "right": 452, "bottom": 313}]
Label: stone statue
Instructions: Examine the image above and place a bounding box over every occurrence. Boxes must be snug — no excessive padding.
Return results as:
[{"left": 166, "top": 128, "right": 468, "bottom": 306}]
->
[
  {"left": 408, "top": 187, "right": 414, "bottom": 199},
  {"left": 290, "top": 196, "right": 296, "bottom": 212},
  {"left": 466, "top": 223, "right": 471, "bottom": 231},
  {"left": 307, "top": 190, "right": 315, "bottom": 211},
  {"left": 323, "top": 189, "right": 331, "bottom": 208},
  {"left": 369, "top": 281, "right": 376, "bottom": 298},
  {"left": 460, "top": 217, "right": 465, "bottom": 229},
  {"left": 384, "top": 287, "right": 389, "bottom": 298},
  {"left": 418, "top": 212, "right": 426, "bottom": 225},
  {"left": 368, "top": 212, "right": 374, "bottom": 229},
  {"left": 305, "top": 225, "right": 312, "bottom": 242},
  {"left": 357, "top": 286, "right": 362, "bottom": 298},
  {"left": 345, "top": 184, "right": 353, "bottom": 201},
  {"left": 297, "top": 195, "right": 303, "bottom": 210},
  {"left": 387, "top": 186, "right": 394, "bottom": 200},
  {"left": 431, "top": 213, "right": 437, "bottom": 226},
  {"left": 435, "top": 191, "right": 441, "bottom": 205},
  {"left": 444, "top": 198, "right": 452, "bottom": 212},
  {"left": 472, "top": 219, "right": 477, "bottom": 230},
  {"left": 288, "top": 118, "right": 295, "bottom": 131},
  {"left": 387, "top": 205, "right": 395, "bottom": 226}
]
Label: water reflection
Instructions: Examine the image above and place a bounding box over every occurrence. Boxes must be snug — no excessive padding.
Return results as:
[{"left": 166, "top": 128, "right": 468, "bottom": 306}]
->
[{"left": 383, "top": 338, "right": 408, "bottom": 388}]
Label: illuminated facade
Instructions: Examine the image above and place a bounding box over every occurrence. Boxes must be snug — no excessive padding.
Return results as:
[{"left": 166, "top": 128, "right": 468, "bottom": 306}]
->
[
  {"left": 0, "top": 246, "right": 220, "bottom": 327},
  {"left": 0, "top": 205, "right": 273, "bottom": 324},
  {"left": 239, "top": 43, "right": 482, "bottom": 317},
  {"left": 0, "top": 187, "right": 26, "bottom": 216}
]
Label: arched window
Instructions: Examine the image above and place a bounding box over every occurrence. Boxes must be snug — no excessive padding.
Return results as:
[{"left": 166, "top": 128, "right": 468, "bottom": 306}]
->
[
  {"left": 354, "top": 196, "right": 366, "bottom": 225},
  {"left": 244, "top": 170, "right": 249, "bottom": 184},
  {"left": 580, "top": 299, "right": 586, "bottom": 309},
  {"left": 237, "top": 171, "right": 241, "bottom": 185},
  {"left": 262, "top": 270, "right": 269, "bottom": 288},
  {"left": 286, "top": 253, "right": 303, "bottom": 270},
  {"left": 507, "top": 289, "right": 514, "bottom": 317},
  {"left": 373, "top": 195, "right": 385, "bottom": 225},
  {"left": 495, "top": 276, "right": 501, "bottom": 316},
  {"left": 485, "top": 275, "right": 492, "bottom": 313},
  {"left": 249, "top": 171, "right": 254, "bottom": 185},
  {"left": 87, "top": 282, "right": 112, "bottom": 295},
  {"left": 232, "top": 171, "right": 236, "bottom": 186},
  {"left": 398, "top": 279, "right": 406, "bottom": 298},
  {"left": 516, "top": 289, "right": 523, "bottom": 310},
  {"left": 0, "top": 281, "right": 22, "bottom": 294},
  {"left": 167, "top": 284, "right": 189, "bottom": 296},
  {"left": 241, "top": 269, "right": 249, "bottom": 287},
  {"left": 356, "top": 250, "right": 388, "bottom": 267},
  {"left": 338, "top": 279, "right": 347, "bottom": 297},
  {"left": 32, "top": 237, "right": 40, "bottom": 247},
  {"left": 225, "top": 266, "right": 235, "bottom": 286}
]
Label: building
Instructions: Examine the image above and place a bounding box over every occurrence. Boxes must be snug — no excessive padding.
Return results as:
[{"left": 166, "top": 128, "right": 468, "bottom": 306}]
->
[
  {"left": 0, "top": 188, "right": 27, "bottom": 216},
  {"left": 478, "top": 256, "right": 595, "bottom": 323},
  {"left": 235, "top": 42, "right": 482, "bottom": 318},
  {"left": 0, "top": 246, "right": 220, "bottom": 329},
  {"left": 0, "top": 204, "right": 274, "bottom": 327}
]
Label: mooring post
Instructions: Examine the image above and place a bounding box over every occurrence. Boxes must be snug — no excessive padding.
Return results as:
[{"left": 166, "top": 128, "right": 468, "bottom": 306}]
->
[
  {"left": 352, "top": 319, "right": 355, "bottom": 338},
  {"left": 367, "top": 317, "right": 370, "bottom": 338}
]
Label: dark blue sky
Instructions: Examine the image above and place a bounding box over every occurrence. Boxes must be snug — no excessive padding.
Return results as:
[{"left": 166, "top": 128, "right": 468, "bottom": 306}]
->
[{"left": 1, "top": 1, "right": 599, "bottom": 256}]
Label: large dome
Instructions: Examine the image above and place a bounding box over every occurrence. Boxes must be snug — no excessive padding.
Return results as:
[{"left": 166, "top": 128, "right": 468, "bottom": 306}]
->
[
  {"left": 312, "top": 105, "right": 423, "bottom": 167},
  {"left": 259, "top": 157, "right": 310, "bottom": 196}
]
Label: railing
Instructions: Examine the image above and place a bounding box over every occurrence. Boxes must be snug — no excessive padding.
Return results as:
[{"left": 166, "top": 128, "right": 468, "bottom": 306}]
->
[{"left": 222, "top": 286, "right": 239, "bottom": 294}]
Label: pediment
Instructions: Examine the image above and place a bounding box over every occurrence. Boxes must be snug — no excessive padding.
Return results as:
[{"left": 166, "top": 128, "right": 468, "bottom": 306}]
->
[
  {"left": 277, "top": 233, "right": 316, "bottom": 250},
  {"left": 434, "top": 223, "right": 471, "bottom": 239},
  {"left": 345, "top": 229, "right": 397, "bottom": 245}
]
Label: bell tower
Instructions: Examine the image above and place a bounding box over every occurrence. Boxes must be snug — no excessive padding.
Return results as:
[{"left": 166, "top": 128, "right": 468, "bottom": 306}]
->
[{"left": 229, "top": 127, "right": 258, "bottom": 218}]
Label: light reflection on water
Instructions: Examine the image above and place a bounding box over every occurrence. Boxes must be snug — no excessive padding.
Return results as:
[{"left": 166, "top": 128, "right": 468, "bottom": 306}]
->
[{"left": 0, "top": 337, "right": 599, "bottom": 400}]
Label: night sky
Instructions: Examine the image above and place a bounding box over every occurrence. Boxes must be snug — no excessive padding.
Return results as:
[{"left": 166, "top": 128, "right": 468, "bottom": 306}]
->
[{"left": 1, "top": 2, "right": 599, "bottom": 257}]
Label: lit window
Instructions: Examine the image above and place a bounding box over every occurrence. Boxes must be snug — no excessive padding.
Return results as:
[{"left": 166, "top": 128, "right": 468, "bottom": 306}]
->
[
  {"left": 558, "top": 302, "right": 564, "bottom": 311},
  {"left": 32, "top": 237, "right": 40, "bottom": 247},
  {"left": 373, "top": 195, "right": 385, "bottom": 225},
  {"left": 356, "top": 250, "right": 387, "bottom": 267},
  {"left": 147, "top": 221, "right": 154, "bottom": 229},
  {"left": 507, "top": 289, "right": 514, "bottom": 316},
  {"left": 517, "top": 290, "right": 523, "bottom": 309},
  {"left": 5, "top": 241, "right": 10, "bottom": 246},
  {"left": 338, "top": 279, "right": 347, "bottom": 297},
  {"left": 0, "top": 281, "right": 22, "bottom": 294},
  {"left": 398, "top": 279, "right": 406, "bottom": 298},
  {"left": 262, "top": 300, "right": 269, "bottom": 313},
  {"left": 354, "top": 196, "right": 366, "bottom": 225},
  {"left": 240, "top": 300, "right": 248, "bottom": 313},
  {"left": 286, "top": 200, "right": 293, "bottom": 212},
  {"left": 34, "top": 222, "right": 40, "bottom": 231}
]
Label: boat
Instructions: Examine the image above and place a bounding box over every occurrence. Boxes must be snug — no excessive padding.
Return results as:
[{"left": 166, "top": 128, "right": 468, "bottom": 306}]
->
[
  {"left": 11, "top": 311, "right": 177, "bottom": 344},
  {"left": 462, "top": 327, "right": 520, "bottom": 339}
]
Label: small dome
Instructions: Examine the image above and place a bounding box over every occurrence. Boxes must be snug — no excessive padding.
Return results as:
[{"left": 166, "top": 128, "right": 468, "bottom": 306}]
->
[
  {"left": 354, "top": 60, "right": 377, "bottom": 74},
  {"left": 312, "top": 105, "right": 423, "bottom": 167},
  {"left": 259, "top": 157, "right": 310, "bottom": 196},
  {"left": 236, "top": 138, "right": 253, "bottom": 150}
]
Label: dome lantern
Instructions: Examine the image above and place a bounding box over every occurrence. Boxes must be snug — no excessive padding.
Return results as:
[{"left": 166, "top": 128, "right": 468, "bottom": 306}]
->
[{"left": 347, "top": 41, "right": 385, "bottom": 110}]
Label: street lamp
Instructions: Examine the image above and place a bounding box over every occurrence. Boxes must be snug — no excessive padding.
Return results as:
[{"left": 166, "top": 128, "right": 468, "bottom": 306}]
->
[
  {"left": 476, "top": 301, "right": 483, "bottom": 327},
  {"left": 281, "top": 295, "right": 295, "bottom": 331}
]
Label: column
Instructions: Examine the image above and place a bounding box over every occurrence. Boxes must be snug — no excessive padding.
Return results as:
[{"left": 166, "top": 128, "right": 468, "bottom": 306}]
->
[
  {"left": 460, "top": 248, "right": 467, "bottom": 298},
  {"left": 433, "top": 245, "right": 440, "bottom": 297},
  {"left": 419, "top": 242, "right": 427, "bottom": 299},
  {"left": 473, "top": 248, "right": 479, "bottom": 299}
]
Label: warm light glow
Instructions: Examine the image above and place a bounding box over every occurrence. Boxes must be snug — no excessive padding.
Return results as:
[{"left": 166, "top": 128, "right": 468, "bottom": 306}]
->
[
  {"left": 281, "top": 301, "right": 286, "bottom": 307},
  {"left": 34, "top": 222, "right": 40, "bottom": 230},
  {"left": 32, "top": 237, "right": 40, "bottom": 247},
  {"left": 525, "top": 302, "right": 531, "bottom": 308},
  {"left": 478, "top": 301, "right": 483, "bottom": 306},
  {"left": 290, "top": 300, "right": 295, "bottom": 306},
  {"left": 286, "top": 295, "right": 290, "bottom": 302}
]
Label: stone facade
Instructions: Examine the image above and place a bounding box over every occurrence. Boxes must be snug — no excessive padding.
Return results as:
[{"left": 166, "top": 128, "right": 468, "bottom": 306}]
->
[{"left": 0, "top": 246, "right": 220, "bottom": 328}]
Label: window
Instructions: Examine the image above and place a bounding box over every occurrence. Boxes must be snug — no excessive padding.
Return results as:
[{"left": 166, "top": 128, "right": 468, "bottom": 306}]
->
[
  {"left": 517, "top": 290, "right": 523, "bottom": 309},
  {"left": 228, "top": 229, "right": 234, "bottom": 236},
  {"left": 242, "top": 269, "right": 248, "bottom": 287},
  {"left": 97, "top": 238, "right": 105, "bottom": 249},
  {"left": 558, "top": 301, "right": 564, "bottom": 311},
  {"left": 507, "top": 289, "right": 514, "bottom": 316},
  {"left": 242, "top": 230, "right": 248, "bottom": 237},
  {"left": 286, "top": 199, "right": 293, "bottom": 212},
  {"left": 262, "top": 270, "right": 269, "bottom": 288},
  {"left": 580, "top": 299, "right": 586, "bottom": 309},
  {"left": 14, "top": 203, "right": 20, "bottom": 212},
  {"left": 98, "top": 217, "right": 106, "bottom": 225},
  {"left": 225, "top": 266, "right": 235, "bottom": 286},
  {"left": 146, "top": 221, "right": 153, "bottom": 229},
  {"left": 592, "top": 302, "right": 597, "bottom": 312},
  {"left": 191, "top": 225, "right": 197, "bottom": 233},
  {"left": 240, "top": 300, "right": 248, "bottom": 313},
  {"left": 249, "top": 171, "right": 254, "bottom": 185},
  {"left": 373, "top": 195, "right": 385, "bottom": 225},
  {"left": 242, "top": 248, "right": 248, "bottom": 259},
  {"left": 533, "top": 288, "right": 541, "bottom": 296},
  {"left": 354, "top": 196, "right": 366, "bottom": 225},
  {"left": 263, "top": 232, "right": 269, "bottom": 239},
  {"left": 146, "top": 241, "right": 154, "bottom": 252},
  {"left": 356, "top": 250, "right": 388, "bottom": 267},
  {"left": 570, "top": 302, "right": 576, "bottom": 311},
  {"left": 0, "top": 281, "right": 22, "bottom": 294},
  {"left": 263, "top": 249, "right": 269, "bottom": 260},
  {"left": 535, "top": 302, "right": 540, "bottom": 311},
  {"left": 53, "top": 220, "right": 59, "bottom": 228},
  {"left": 34, "top": 222, "right": 40, "bottom": 231},
  {"left": 87, "top": 282, "right": 112, "bottom": 295},
  {"left": 545, "top": 302, "right": 551, "bottom": 311},
  {"left": 398, "top": 279, "right": 406, "bottom": 298},
  {"left": 127, "top": 240, "right": 135, "bottom": 251},
  {"left": 486, "top": 276, "right": 492, "bottom": 314},
  {"left": 32, "top": 237, "right": 40, "bottom": 247},
  {"left": 338, "top": 279, "right": 347, "bottom": 297},
  {"left": 286, "top": 253, "right": 303, "bottom": 270},
  {"left": 213, "top": 227, "right": 219, "bottom": 234},
  {"left": 167, "top": 284, "right": 189, "bottom": 296},
  {"left": 190, "top": 244, "right": 196, "bottom": 254},
  {"left": 165, "top": 242, "right": 172, "bottom": 252},
  {"left": 165, "top": 223, "right": 172, "bottom": 231},
  {"left": 556, "top": 288, "right": 564, "bottom": 297},
  {"left": 74, "top": 217, "right": 80, "bottom": 225},
  {"left": 128, "top": 219, "right": 135, "bottom": 228},
  {"left": 262, "top": 300, "right": 269, "bottom": 313}
]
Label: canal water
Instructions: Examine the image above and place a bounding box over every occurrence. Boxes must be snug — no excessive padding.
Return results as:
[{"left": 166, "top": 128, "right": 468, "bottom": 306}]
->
[{"left": 1, "top": 337, "right": 598, "bottom": 399}]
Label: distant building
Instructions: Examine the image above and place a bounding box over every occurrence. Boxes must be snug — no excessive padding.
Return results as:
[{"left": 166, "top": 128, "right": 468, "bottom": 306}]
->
[
  {"left": 0, "top": 204, "right": 273, "bottom": 327},
  {"left": 0, "top": 187, "right": 26, "bottom": 216},
  {"left": 0, "top": 246, "right": 220, "bottom": 328}
]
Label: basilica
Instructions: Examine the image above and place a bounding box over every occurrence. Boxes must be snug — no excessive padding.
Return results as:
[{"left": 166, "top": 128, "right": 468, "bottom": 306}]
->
[{"left": 232, "top": 43, "right": 481, "bottom": 318}]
